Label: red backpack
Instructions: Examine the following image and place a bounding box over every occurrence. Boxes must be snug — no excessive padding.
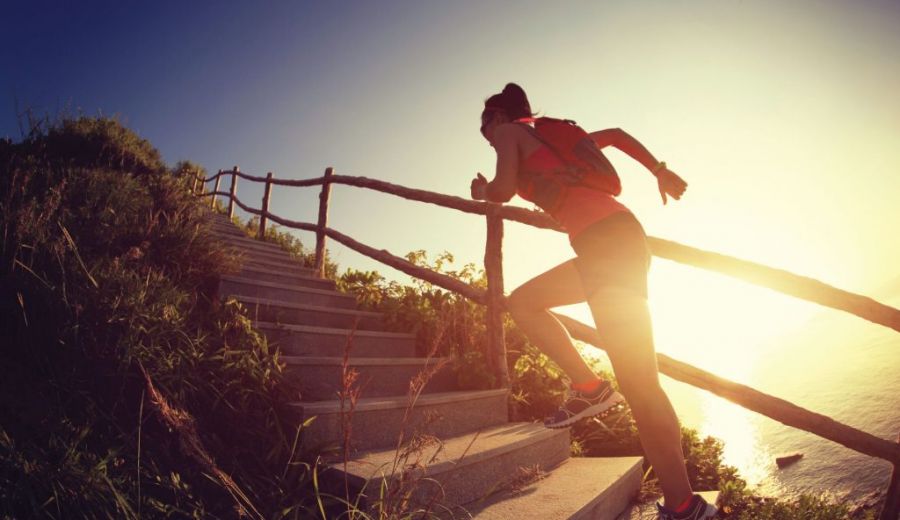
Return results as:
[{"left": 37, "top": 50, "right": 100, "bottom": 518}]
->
[{"left": 515, "top": 117, "right": 621, "bottom": 212}]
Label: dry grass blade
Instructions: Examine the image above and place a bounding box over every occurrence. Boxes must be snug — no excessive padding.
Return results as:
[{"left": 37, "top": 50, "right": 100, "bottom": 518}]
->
[
  {"left": 137, "top": 361, "right": 264, "bottom": 520},
  {"left": 58, "top": 221, "right": 98, "bottom": 288}
]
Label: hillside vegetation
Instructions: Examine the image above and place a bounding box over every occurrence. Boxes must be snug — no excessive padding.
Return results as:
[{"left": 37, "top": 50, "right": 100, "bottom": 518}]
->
[{"left": 0, "top": 117, "right": 306, "bottom": 518}]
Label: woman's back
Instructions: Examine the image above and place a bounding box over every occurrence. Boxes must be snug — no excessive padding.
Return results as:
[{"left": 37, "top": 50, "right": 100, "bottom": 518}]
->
[{"left": 511, "top": 122, "right": 631, "bottom": 241}]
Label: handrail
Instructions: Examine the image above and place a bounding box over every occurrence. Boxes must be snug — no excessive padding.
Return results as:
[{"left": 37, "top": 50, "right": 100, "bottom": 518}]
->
[
  {"left": 217, "top": 191, "right": 485, "bottom": 302},
  {"left": 198, "top": 170, "right": 900, "bottom": 333},
  {"left": 554, "top": 313, "right": 900, "bottom": 465},
  {"left": 648, "top": 237, "right": 900, "bottom": 333},
  {"left": 195, "top": 167, "right": 900, "bottom": 517}
]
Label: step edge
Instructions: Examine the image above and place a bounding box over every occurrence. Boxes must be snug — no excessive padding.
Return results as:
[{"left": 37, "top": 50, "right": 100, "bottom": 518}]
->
[
  {"left": 217, "top": 238, "right": 287, "bottom": 253},
  {"left": 253, "top": 321, "right": 412, "bottom": 338},
  {"left": 294, "top": 388, "right": 508, "bottom": 413},
  {"left": 569, "top": 457, "right": 644, "bottom": 520},
  {"left": 339, "top": 423, "right": 566, "bottom": 481},
  {"left": 215, "top": 235, "right": 289, "bottom": 248},
  {"left": 238, "top": 264, "right": 320, "bottom": 277},
  {"left": 236, "top": 296, "right": 382, "bottom": 317},
  {"left": 243, "top": 258, "right": 308, "bottom": 266},
  {"left": 282, "top": 355, "right": 452, "bottom": 366},
  {"left": 237, "top": 264, "right": 326, "bottom": 278},
  {"left": 458, "top": 457, "right": 644, "bottom": 520},
  {"left": 220, "top": 275, "right": 354, "bottom": 299}
]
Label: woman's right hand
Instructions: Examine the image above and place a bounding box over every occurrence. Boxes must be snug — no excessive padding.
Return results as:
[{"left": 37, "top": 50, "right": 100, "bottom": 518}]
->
[{"left": 471, "top": 172, "right": 488, "bottom": 200}]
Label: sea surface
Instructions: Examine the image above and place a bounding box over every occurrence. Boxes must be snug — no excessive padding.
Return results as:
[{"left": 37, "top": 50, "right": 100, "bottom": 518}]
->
[{"left": 660, "top": 292, "right": 900, "bottom": 505}]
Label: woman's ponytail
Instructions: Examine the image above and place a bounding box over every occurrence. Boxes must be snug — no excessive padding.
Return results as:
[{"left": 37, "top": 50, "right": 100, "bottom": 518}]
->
[
  {"left": 500, "top": 83, "right": 532, "bottom": 120},
  {"left": 482, "top": 82, "right": 534, "bottom": 122}
]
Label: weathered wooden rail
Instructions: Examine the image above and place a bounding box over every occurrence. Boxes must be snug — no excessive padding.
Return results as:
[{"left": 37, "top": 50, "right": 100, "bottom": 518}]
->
[{"left": 196, "top": 166, "right": 900, "bottom": 518}]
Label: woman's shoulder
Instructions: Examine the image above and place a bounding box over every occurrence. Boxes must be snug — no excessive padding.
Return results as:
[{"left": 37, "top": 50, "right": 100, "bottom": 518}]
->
[
  {"left": 494, "top": 121, "right": 530, "bottom": 138},
  {"left": 496, "top": 122, "right": 542, "bottom": 148},
  {"left": 496, "top": 121, "right": 547, "bottom": 160}
]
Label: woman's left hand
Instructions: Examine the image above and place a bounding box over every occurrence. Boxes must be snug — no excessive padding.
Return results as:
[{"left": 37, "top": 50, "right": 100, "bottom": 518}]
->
[
  {"left": 656, "top": 168, "right": 687, "bottom": 205},
  {"left": 471, "top": 172, "right": 488, "bottom": 200}
]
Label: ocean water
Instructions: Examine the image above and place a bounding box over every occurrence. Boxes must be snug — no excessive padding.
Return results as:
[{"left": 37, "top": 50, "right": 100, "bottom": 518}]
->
[{"left": 662, "top": 293, "right": 900, "bottom": 504}]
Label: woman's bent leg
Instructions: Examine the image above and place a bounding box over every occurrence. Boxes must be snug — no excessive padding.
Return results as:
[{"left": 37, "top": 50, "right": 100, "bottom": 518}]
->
[
  {"left": 507, "top": 259, "right": 598, "bottom": 385},
  {"left": 586, "top": 288, "right": 693, "bottom": 508}
]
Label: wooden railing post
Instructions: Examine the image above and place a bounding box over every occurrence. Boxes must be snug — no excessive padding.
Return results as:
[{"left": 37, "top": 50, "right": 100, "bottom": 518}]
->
[
  {"left": 882, "top": 432, "right": 900, "bottom": 520},
  {"left": 227, "top": 166, "right": 238, "bottom": 219},
  {"left": 259, "top": 172, "right": 273, "bottom": 240},
  {"left": 314, "top": 167, "right": 334, "bottom": 278},
  {"left": 485, "top": 205, "right": 509, "bottom": 388},
  {"left": 192, "top": 174, "right": 200, "bottom": 195},
  {"left": 210, "top": 170, "right": 222, "bottom": 209}
]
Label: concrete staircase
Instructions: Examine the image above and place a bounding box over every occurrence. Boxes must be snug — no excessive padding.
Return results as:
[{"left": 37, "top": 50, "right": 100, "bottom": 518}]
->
[{"left": 205, "top": 212, "right": 646, "bottom": 519}]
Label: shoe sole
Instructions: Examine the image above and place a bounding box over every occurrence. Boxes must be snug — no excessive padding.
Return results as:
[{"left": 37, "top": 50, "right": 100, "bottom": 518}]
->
[
  {"left": 544, "top": 391, "right": 625, "bottom": 429},
  {"left": 695, "top": 503, "right": 718, "bottom": 519},
  {"left": 697, "top": 503, "right": 718, "bottom": 519}
]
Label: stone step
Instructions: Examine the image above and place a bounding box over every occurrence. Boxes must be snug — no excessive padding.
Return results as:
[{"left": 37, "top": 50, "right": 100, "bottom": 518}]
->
[
  {"left": 283, "top": 356, "right": 457, "bottom": 400},
  {"left": 205, "top": 231, "right": 300, "bottom": 261},
  {"left": 234, "top": 296, "right": 384, "bottom": 330},
  {"left": 219, "top": 275, "right": 356, "bottom": 309},
  {"left": 327, "top": 422, "right": 571, "bottom": 511},
  {"left": 239, "top": 255, "right": 318, "bottom": 276},
  {"left": 203, "top": 212, "right": 241, "bottom": 224},
  {"left": 213, "top": 231, "right": 290, "bottom": 254},
  {"left": 255, "top": 322, "right": 416, "bottom": 357},
  {"left": 294, "top": 389, "right": 509, "bottom": 452},
  {"left": 212, "top": 226, "right": 287, "bottom": 252},
  {"left": 202, "top": 211, "right": 232, "bottom": 220},
  {"left": 455, "top": 457, "right": 643, "bottom": 520},
  {"left": 207, "top": 224, "right": 248, "bottom": 235},
  {"left": 229, "top": 245, "right": 300, "bottom": 265},
  {"left": 205, "top": 220, "right": 244, "bottom": 231},
  {"left": 203, "top": 216, "right": 246, "bottom": 228},
  {"left": 235, "top": 265, "right": 335, "bottom": 290},
  {"left": 615, "top": 491, "right": 720, "bottom": 520}
]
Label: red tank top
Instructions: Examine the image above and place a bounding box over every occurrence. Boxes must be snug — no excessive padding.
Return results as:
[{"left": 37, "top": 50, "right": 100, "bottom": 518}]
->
[{"left": 518, "top": 146, "right": 630, "bottom": 240}]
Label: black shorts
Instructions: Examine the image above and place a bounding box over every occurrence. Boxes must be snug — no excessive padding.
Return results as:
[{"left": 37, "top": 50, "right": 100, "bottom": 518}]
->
[{"left": 570, "top": 211, "right": 651, "bottom": 299}]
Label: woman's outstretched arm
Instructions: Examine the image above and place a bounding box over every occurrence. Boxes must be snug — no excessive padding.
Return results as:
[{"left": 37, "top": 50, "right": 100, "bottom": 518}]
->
[
  {"left": 589, "top": 128, "right": 661, "bottom": 172},
  {"left": 589, "top": 128, "right": 688, "bottom": 204}
]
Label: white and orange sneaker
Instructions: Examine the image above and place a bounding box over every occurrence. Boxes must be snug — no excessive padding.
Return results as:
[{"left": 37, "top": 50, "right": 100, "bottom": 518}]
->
[
  {"left": 542, "top": 379, "right": 624, "bottom": 429},
  {"left": 656, "top": 494, "right": 718, "bottom": 519}
]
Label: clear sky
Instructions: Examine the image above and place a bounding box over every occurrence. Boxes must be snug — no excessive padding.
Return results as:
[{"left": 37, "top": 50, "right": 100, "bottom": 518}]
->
[{"left": 4, "top": 0, "right": 899, "bottom": 364}]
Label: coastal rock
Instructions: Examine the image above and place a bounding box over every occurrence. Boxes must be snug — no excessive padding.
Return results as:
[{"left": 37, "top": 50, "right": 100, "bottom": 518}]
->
[{"left": 775, "top": 452, "right": 804, "bottom": 468}]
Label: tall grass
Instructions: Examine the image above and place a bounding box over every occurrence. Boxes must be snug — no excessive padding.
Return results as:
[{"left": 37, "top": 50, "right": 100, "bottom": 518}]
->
[{"left": 0, "top": 116, "right": 320, "bottom": 518}]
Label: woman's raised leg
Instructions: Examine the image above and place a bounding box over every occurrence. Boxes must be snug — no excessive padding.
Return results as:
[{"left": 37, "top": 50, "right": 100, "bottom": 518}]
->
[{"left": 507, "top": 259, "right": 598, "bottom": 385}]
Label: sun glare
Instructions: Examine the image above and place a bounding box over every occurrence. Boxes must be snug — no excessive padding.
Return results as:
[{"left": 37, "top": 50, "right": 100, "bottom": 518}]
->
[
  {"left": 646, "top": 260, "right": 819, "bottom": 382},
  {"left": 697, "top": 392, "right": 784, "bottom": 494}
]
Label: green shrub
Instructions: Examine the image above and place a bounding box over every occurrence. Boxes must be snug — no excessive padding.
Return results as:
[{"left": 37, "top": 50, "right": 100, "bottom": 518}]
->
[
  {"left": 336, "top": 251, "right": 497, "bottom": 391},
  {"left": 724, "top": 493, "right": 862, "bottom": 519},
  {"left": 14, "top": 115, "right": 165, "bottom": 176}
]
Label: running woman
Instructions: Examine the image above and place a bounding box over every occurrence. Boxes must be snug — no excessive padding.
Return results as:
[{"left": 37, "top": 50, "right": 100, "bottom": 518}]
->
[{"left": 470, "top": 83, "right": 717, "bottom": 520}]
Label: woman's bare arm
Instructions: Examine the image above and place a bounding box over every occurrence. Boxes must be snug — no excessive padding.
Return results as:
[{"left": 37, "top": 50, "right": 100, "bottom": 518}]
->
[
  {"left": 589, "top": 127, "right": 688, "bottom": 204},
  {"left": 483, "top": 124, "right": 519, "bottom": 202},
  {"left": 589, "top": 128, "right": 660, "bottom": 173}
]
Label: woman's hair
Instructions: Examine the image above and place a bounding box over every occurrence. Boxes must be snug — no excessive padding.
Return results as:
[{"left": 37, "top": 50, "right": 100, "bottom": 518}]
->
[{"left": 481, "top": 83, "right": 534, "bottom": 131}]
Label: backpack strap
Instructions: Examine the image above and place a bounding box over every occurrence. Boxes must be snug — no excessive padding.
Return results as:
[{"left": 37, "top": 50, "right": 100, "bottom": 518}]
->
[{"left": 514, "top": 120, "right": 576, "bottom": 175}]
